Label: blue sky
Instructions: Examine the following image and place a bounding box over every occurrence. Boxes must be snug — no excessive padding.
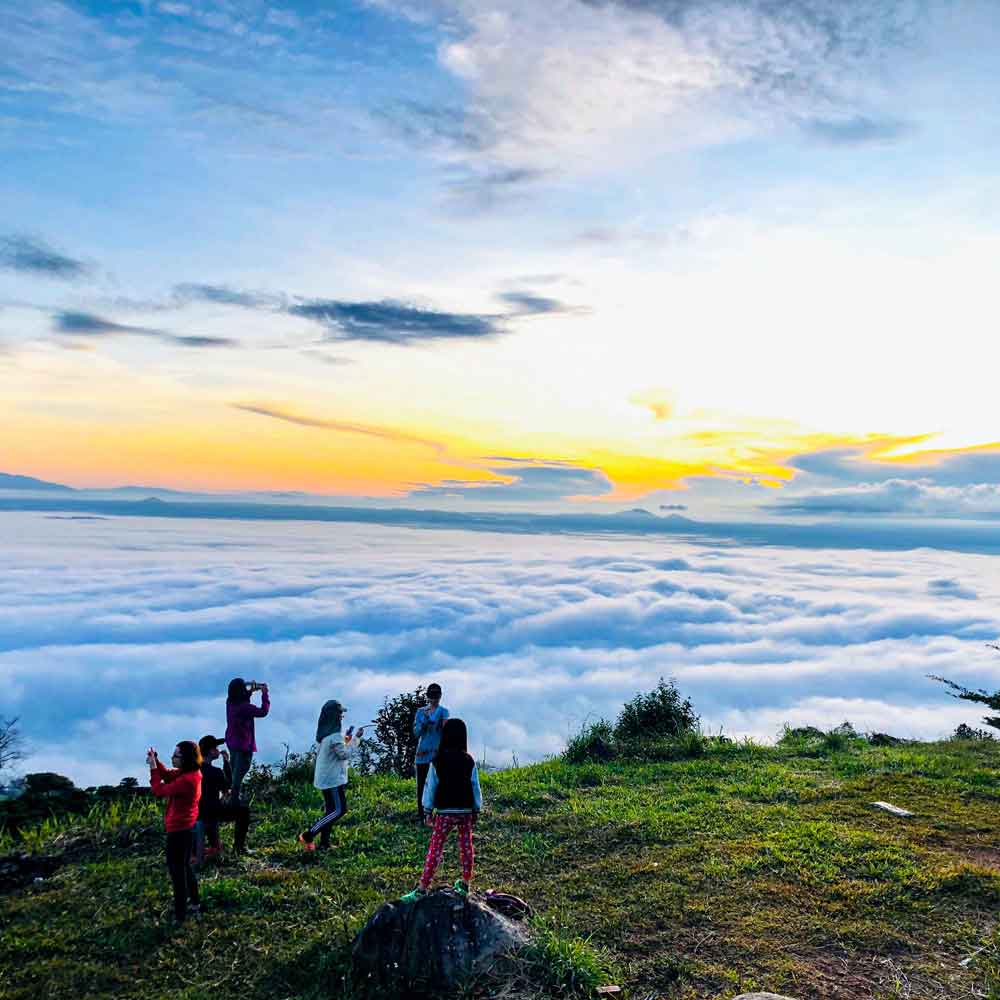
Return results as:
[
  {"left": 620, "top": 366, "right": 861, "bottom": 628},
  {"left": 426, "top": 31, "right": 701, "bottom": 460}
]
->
[{"left": 2, "top": 0, "right": 1000, "bottom": 509}]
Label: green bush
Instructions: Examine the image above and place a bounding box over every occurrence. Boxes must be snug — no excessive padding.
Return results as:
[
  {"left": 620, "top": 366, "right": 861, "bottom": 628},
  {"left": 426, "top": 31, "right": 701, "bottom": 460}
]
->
[
  {"left": 519, "top": 917, "right": 617, "bottom": 998},
  {"left": 563, "top": 720, "right": 615, "bottom": 764},
  {"left": 355, "top": 686, "right": 427, "bottom": 778},
  {"left": 619, "top": 729, "right": 708, "bottom": 762},
  {"left": 613, "top": 677, "right": 699, "bottom": 744},
  {"left": 245, "top": 747, "right": 318, "bottom": 803},
  {"left": 822, "top": 722, "right": 863, "bottom": 752},
  {"left": 563, "top": 679, "right": 703, "bottom": 763},
  {"left": 777, "top": 725, "right": 825, "bottom": 748},
  {"left": 951, "top": 723, "right": 995, "bottom": 741}
]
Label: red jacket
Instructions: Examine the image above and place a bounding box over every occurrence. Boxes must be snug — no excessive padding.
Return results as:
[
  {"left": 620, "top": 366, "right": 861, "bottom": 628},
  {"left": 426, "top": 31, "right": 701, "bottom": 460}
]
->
[{"left": 151, "top": 761, "right": 201, "bottom": 833}]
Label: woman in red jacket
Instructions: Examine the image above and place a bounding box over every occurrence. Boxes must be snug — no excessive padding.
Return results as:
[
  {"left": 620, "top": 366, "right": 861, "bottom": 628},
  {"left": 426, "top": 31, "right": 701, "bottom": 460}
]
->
[{"left": 148, "top": 741, "right": 202, "bottom": 923}]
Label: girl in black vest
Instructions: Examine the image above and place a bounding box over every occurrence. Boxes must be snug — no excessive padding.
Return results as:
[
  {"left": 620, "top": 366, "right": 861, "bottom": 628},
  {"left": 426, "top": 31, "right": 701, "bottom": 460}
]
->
[{"left": 402, "top": 718, "right": 482, "bottom": 900}]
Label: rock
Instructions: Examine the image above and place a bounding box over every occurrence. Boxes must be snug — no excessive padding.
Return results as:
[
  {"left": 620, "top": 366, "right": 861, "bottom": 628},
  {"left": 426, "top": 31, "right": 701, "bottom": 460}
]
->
[
  {"left": 872, "top": 800, "right": 914, "bottom": 818},
  {"left": 733, "top": 994, "right": 801, "bottom": 1000},
  {"left": 352, "top": 888, "right": 530, "bottom": 993}
]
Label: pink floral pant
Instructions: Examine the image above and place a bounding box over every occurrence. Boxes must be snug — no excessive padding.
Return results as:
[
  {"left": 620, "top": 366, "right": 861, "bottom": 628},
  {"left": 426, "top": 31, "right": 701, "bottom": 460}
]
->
[{"left": 419, "top": 813, "right": 475, "bottom": 889}]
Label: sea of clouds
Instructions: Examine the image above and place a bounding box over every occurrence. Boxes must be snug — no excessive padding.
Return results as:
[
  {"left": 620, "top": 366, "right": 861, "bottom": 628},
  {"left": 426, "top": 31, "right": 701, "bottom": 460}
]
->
[{"left": 3, "top": 511, "right": 1000, "bottom": 788}]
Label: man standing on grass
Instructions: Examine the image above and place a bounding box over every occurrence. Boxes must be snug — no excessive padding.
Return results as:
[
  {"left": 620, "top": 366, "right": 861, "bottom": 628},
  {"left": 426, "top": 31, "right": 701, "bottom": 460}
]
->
[{"left": 413, "top": 683, "right": 448, "bottom": 823}]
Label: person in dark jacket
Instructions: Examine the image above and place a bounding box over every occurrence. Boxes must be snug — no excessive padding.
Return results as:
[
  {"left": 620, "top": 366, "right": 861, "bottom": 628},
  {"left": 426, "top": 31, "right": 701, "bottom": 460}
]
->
[
  {"left": 195, "top": 735, "right": 250, "bottom": 860},
  {"left": 224, "top": 677, "right": 269, "bottom": 803},
  {"left": 402, "top": 718, "right": 482, "bottom": 901},
  {"left": 148, "top": 740, "right": 202, "bottom": 923}
]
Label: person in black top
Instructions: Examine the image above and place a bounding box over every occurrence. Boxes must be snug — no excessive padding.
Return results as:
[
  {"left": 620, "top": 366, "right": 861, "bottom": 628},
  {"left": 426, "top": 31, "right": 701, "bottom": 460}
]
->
[
  {"left": 196, "top": 735, "right": 250, "bottom": 860},
  {"left": 402, "top": 718, "right": 483, "bottom": 901}
]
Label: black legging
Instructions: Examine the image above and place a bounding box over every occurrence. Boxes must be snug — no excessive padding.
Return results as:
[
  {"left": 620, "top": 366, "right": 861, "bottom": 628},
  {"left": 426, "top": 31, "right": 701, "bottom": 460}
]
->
[
  {"left": 416, "top": 762, "right": 430, "bottom": 820},
  {"left": 303, "top": 785, "right": 347, "bottom": 847},
  {"left": 165, "top": 829, "right": 199, "bottom": 920}
]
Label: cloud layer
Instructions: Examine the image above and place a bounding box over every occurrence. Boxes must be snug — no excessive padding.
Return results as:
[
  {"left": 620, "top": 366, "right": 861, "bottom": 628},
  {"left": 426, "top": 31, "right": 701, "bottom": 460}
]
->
[{"left": 4, "top": 511, "right": 999, "bottom": 787}]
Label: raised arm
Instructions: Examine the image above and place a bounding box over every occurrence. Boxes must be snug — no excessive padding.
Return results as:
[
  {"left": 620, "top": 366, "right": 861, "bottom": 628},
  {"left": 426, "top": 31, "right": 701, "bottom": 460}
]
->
[
  {"left": 412, "top": 707, "right": 427, "bottom": 738},
  {"left": 150, "top": 764, "right": 186, "bottom": 798},
  {"left": 250, "top": 685, "right": 270, "bottom": 718}
]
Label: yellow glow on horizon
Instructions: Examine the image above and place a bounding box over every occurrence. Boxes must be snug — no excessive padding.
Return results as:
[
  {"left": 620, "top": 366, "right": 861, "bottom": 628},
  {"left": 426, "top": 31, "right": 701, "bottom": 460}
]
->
[{"left": 4, "top": 344, "right": 999, "bottom": 501}]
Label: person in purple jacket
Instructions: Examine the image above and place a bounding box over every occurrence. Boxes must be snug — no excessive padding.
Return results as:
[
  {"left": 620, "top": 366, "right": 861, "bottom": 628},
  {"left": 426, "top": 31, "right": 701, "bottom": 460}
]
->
[{"left": 225, "top": 677, "right": 269, "bottom": 804}]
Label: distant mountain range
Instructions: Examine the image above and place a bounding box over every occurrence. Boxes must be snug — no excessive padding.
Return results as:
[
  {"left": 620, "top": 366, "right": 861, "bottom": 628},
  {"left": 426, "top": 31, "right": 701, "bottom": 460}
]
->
[{"left": 0, "top": 473, "right": 75, "bottom": 492}]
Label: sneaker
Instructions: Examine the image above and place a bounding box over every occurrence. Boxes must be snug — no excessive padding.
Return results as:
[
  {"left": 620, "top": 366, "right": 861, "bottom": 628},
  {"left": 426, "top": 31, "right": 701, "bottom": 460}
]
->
[
  {"left": 400, "top": 887, "right": 428, "bottom": 903},
  {"left": 298, "top": 833, "right": 316, "bottom": 853},
  {"left": 453, "top": 879, "right": 470, "bottom": 897},
  {"left": 188, "top": 904, "right": 203, "bottom": 919}
]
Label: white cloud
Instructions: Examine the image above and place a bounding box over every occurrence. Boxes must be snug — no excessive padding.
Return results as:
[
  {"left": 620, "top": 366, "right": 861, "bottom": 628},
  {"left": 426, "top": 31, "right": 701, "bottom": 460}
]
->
[
  {"left": 383, "top": 0, "right": 929, "bottom": 176},
  {"left": 5, "top": 511, "right": 1000, "bottom": 786},
  {"left": 773, "top": 479, "right": 1000, "bottom": 518}
]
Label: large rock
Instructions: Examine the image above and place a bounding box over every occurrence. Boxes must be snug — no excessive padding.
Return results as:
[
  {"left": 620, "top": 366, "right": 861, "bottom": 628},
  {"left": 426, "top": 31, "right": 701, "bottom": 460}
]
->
[{"left": 352, "top": 888, "right": 530, "bottom": 994}]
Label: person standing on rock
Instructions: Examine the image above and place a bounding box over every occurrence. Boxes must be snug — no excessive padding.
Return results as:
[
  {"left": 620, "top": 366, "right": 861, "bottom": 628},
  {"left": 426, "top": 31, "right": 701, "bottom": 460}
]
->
[
  {"left": 147, "top": 741, "right": 202, "bottom": 924},
  {"left": 298, "top": 699, "right": 365, "bottom": 852},
  {"left": 413, "top": 683, "right": 449, "bottom": 823},
  {"left": 225, "top": 677, "right": 269, "bottom": 804},
  {"left": 402, "top": 717, "right": 482, "bottom": 901}
]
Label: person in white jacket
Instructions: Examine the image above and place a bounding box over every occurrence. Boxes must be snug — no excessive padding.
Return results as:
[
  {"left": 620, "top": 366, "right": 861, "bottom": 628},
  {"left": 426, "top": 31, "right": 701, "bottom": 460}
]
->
[{"left": 298, "top": 700, "right": 363, "bottom": 852}]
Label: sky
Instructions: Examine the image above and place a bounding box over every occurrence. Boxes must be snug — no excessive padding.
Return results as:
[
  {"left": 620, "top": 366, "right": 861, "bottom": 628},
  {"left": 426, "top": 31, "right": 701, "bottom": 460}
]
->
[
  {"left": 3, "top": 2, "right": 1000, "bottom": 787},
  {"left": 2, "top": 0, "right": 1000, "bottom": 514},
  {"left": 5, "top": 512, "right": 1000, "bottom": 788}
]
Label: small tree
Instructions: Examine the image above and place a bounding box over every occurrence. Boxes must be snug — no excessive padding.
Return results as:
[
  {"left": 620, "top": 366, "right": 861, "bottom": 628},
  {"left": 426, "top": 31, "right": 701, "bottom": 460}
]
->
[
  {"left": 613, "top": 677, "right": 699, "bottom": 745},
  {"left": 931, "top": 661, "right": 1000, "bottom": 733},
  {"left": 0, "top": 717, "right": 25, "bottom": 777},
  {"left": 355, "top": 686, "right": 426, "bottom": 778}
]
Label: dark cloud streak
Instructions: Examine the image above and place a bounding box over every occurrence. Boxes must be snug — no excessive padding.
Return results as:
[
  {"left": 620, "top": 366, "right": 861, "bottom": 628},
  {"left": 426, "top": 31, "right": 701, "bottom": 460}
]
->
[
  {"left": 288, "top": 299, "right": 503, "bottom": 344},
  {"left": 54, "top": 311, "right": 236, "bottom": 348},
  {"left": 0, "top": 235, "right": 89, "bottom": 279}
]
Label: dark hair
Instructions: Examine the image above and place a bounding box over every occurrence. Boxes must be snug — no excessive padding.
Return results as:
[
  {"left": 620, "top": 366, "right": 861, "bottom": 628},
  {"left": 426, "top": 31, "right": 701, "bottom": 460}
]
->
[
  {"left": 227, "top": 677, "right": 250, "bottom": 704},
  {"left": 175, "top": 741, "right": 202, "bottom": 773},
  {"left": 427, "top": 683, "right": 442, "bottom": 699},
  {"left": 438, "top": 717, "right": 468, "bottom": 755}
]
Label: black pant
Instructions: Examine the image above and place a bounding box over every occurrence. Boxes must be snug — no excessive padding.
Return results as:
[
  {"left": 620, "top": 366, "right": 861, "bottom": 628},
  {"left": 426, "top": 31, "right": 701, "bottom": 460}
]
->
[
  {"left": 303, "top": 785, "right": 347, "bottom": 847},
  {"left": 416, "top": 762, "right": 430, "bottom": 820},
  {"left": 165, "top": 829, "right": 199, "bottom": 921},
  {"left": 202, "top": 801, "right": 251, "bottom": 853}
]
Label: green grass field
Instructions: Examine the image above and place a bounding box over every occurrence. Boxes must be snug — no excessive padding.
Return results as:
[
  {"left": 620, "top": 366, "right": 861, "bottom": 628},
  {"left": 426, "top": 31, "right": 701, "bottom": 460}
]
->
[{"left": 3, "top": 738, "right": 1000, "bottom": 999}]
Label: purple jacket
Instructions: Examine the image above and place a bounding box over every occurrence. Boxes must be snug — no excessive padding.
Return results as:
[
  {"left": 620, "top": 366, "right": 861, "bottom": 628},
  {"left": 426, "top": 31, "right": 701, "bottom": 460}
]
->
[{"left": 225, "top": 689, "right": 270, "bottom": 753}]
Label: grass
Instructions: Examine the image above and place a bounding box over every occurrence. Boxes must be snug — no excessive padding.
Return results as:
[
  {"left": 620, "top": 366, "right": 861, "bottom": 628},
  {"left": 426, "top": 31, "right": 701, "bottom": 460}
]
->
[{"left": 3, "top": 738, "right": 1000, "bottom": 998}]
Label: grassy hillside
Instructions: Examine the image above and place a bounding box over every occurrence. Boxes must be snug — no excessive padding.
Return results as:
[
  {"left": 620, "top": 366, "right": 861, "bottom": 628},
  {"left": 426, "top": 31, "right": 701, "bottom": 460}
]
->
[{"left": 3, "top": 738, "right": 1000, "bottom": 999}]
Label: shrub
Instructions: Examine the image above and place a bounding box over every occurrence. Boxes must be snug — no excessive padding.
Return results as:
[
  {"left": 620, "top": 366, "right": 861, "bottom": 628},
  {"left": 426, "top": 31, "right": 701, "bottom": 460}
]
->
[
  {"left": 778, "top": 725, "right": 825, "bottom": 747},
  {"left": 822, "top": 722, "right": 862, "bottom": 752},
  {"left": 563, "top": 679, "right": 703, "bottom": 764},
  {"left": 354, "top": 686, "right": 426, "bottom": 778},
  {"left": 519, "top": 918, "right": 617, "bottom": 998},
  {"left": 563, "top": 720, "right": 615, "bottom": 764},
  {"left": 951, "top": 723, "right": 995, "bottom": 741},
  {"left": 244, "top": 747, "right": 317, "bottom": 803},
  {"left": 619, "top": 729, "right": 708, "bottom": 762},
  {"left": 613, "top": 677, "right": 699, "bottom": 745},
  {"left": 867, "top": 732, "right": 903, "bottom": 747}
]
